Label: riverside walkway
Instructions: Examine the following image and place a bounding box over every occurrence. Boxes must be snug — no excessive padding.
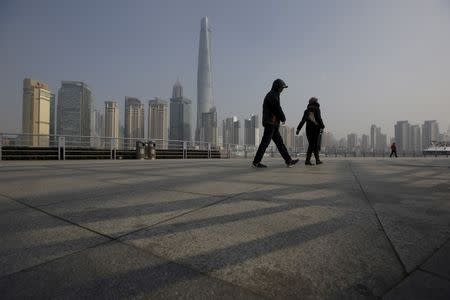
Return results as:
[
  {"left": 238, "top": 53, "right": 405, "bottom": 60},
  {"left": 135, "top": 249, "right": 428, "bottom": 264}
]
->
[{"left": 0, "top": 158, "right": 449, "bottom": 299}]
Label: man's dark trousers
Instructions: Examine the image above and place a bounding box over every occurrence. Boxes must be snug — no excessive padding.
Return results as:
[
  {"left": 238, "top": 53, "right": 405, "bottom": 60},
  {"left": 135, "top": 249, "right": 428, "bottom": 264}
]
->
[{"left": 253, "top": 125, "right": 291, "bottom": 164}]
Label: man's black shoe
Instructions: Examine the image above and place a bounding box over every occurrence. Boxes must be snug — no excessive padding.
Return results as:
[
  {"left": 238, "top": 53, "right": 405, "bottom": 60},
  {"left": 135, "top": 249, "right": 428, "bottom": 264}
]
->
[
  {"left": 287, "top": 159, "right": 299, "bottom": 168},
  {"left": 252, "top": 162, "right": 267, "bottom": 168},
  {"left": 305, "top": 161, "right": 314, "bottom": 165},
  {"left": 316, "top": 160, "right": 323, "bottom": 165}
]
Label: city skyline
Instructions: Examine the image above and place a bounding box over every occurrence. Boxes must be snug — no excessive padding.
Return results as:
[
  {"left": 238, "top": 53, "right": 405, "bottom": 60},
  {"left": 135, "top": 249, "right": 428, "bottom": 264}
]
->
[{"left": 1, "top": 1, "right": 450, "bottom": 139}]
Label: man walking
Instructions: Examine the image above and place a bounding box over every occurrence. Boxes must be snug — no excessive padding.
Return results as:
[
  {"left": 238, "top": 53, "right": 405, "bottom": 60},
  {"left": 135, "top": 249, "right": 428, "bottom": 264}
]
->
[
  {"left": 252, "top": 79, "right": 299, "bottom": 168},
  {"left": 390, "top": 142, "right": 398, "bottom": 157}
]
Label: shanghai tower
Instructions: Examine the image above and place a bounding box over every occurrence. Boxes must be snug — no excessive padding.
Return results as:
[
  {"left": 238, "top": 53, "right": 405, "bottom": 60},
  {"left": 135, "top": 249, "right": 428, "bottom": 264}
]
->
[{"left": 196, "top": 17, "right": 215, "bottom": 142}]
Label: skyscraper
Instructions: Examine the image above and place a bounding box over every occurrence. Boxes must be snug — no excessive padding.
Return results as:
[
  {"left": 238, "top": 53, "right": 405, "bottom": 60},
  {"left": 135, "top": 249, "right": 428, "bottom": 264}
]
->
[
  {"left": 92, "top": 109, "right": 104, "bottom": 148},
  {"left": 57, "top": 81, "right": 92, "bottom": 141},
  {"left": 395, "top": 120, "right": 410, "bottom": 153},
  {"left": 361, "top": 134, "right": 369, "bottom": 152},
  {"left": 124, "top": 97, "right": 145, "bottom": 148},
  {"left": 370, "top": 124, "right": 377, "bottom": 151},
  {"left": 279, "top": 125, "right": 294, "bottom": 149},
  {"left": 200, "top": 107, "right": 217, "bottom": 146},
  {"left": 148, "top": 98, "right": 169, "bottom": 149},
  {"left": 22, "top": 78, "right": 51, "bottom": 146},
  {"left": 410, "top": 124, "right": 421, "bottom": 152},
  {"left": 49, "top": 93, "right": 56, "bottom": 135},
  {"left": 196, "top": 17, "right": 216, "bottom": 143},
  {"left": 223, "top": 116, "right": 240, "bottom": 146},
  {"left": 422, "top": 120, "right": 439, "bottom": 149},
  {"left": 104, "top": 101, "right": 119, "bottom": 148},
  {"left": 244, "top": 115, "right": 259, "bottom": 146},
  {"left": 347, "top": 133, "right": 358, "bottom": 152},
  {"left": 169, "top": 80, "right": 192, "bottom": 144}
]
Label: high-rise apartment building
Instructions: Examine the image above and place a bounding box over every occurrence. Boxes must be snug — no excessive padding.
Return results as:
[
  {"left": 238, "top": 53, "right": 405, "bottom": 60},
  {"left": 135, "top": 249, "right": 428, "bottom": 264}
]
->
[
  {"left": 57, "top": 81, "right": 92, "bottom": 142},
  {"left": 410, "top": 125, "right": 421, "bottom": 152},
  {"left": 200, "top": 107, "right": 217, "bottom": 146},
  {"left": 124, "top": 97, "right": 145, "bottom": 148},
  {"left": 422, "top": 120, "right": 439, "bottom": 149},
  {"left": 223, "top": 116, "right": 240, "bottom": 146},
  {"left": 395, "top": 120, "right": 410, "bottom": 153},
  {"left": 379, "top": 133, "right": 387, "bottom": 152},
  {"left": 148, "top": 98, "right": 169, "bottom": 149},
  {"left": 361, "top": 134, "right": 369, "bottom": 152},
  {"left": 347, "top": 133, "right": 358, "bottom": 152},
  {"left": 104, "top": 101, "right": 119, "bottom": 148},
  {"left": 22, "top": 78, "right": 51, "bottom": 146},
  {"left": 169, "top": 80, "right": 192, "bottom": 144},
  {"left": 370, "top": 124, "right": 377, "bottom": 151},
  {"left": 279, "top": 125, "right": 294, "bottom": 149},
  {"left": 196, "top": 17, "right": 215, "bottom": 142},
  {"left": 244, "top": 115, "right": 259, "bottom": 147},
  {"left": 49, "top": 93, "right": 56, "bottom": 135}
]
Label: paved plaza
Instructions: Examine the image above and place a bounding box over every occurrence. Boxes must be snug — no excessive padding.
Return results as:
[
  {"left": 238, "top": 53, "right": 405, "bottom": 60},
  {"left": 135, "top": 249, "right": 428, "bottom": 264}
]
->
[{"left": 0, "top": 158, "right": 449, "bottom": 299}]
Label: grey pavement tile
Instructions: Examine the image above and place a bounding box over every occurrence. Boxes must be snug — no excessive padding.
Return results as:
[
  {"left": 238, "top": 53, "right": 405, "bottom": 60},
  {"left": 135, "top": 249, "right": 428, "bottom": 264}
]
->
[
  {"left": 0, "top": 241, "right": 261, "bottom": 299},
  {"left": 0, "top": 195, "right": 25, "bottom": 213},
  {"left": 39, "top": 189, "right": 226, "bottom": 238},
  {"left": 422, "top": 240, "right": 450, "bottom": 280},
  {"left": 0, "top": 176, "right": 118, "bottom": 206},
  {"left": 350, "top": 160, "right": 450, "bottom": 273},
  {"left": 376, "top": 213, "right": 450, "bottom": 273},
  {"left": 383, "top": 270, "right": 450, "bottom": 300},
  {"left": 237, "top": 180, "right": 373, "bottom": 213},
  {"left": 0, "top": 206, "right": 109, "bottom": 277},
  {"left": 122, "top": 198, "right": 404, "bottom": 299}
]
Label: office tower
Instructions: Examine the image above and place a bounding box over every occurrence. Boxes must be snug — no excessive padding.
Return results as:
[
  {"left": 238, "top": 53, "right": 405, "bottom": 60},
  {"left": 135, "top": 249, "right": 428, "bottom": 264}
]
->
[
  {"left": 92, "top": 109, "right": 104, "bottom": 148},
  {"left": 347, "top": 133, "right": 358, "bottom": 152},
  {"left": 200, "top": 107, "right": 217, "bottom": 146},
  {"left": 361, "top": 134, "right": 369, "bottom": 152},
  {"left": 395, "top": 121, "right": 410, "bottom": 153},
  {"left": 169, "top": 80, "right": 192, "bottom": 144},
  {"left": 422, "top": 120, "right": 439, "bottom": 149},
  {"left": 22, "top": 78, "right": 51, "bottom": 146},
  {"left": 148, "top": 98, "right": 169, "bottom": 149},
  {"left": 370, "top": 125, "right": 377, "bottom": 151},
  {"left": 124, "top": 97, "right": 145, "bottom": 148},
  {"left": 278, "top": 125, "right": 294, "bottom": 148},
  {"left": 196, "top": 17, "right": 214, "bottom": 142},
  {"left": 223, "top": 116, "right": 240, "bottom": 146},
  {"left": 49, "top": 93, "right": 56, "bottom": 137},
  {"left": 244, "top": 115, "right": 259, "bottom": 146},
  {"left": 104, "top": 101, "right": 119, "bottom": 148},
  {"left": 93, "top": 109, "right": 104, "bottom": 137},
  {"left": 379, "top": 134, "right": 387, "bottom": 152},
  {"left": 57, "top": 81, "right": 92, "bottom": 144},
  {"left": 409, "top": 125, "right": 421, "bottom": 152},
  {"left": 374, "top": 127, "right": 382, "bottom": 151}
]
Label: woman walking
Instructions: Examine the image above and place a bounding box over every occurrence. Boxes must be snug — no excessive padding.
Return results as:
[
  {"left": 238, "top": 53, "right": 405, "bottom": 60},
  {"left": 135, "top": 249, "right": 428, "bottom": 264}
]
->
[{"left": 296, "top": 97, "right": 325, "bottom": 165}]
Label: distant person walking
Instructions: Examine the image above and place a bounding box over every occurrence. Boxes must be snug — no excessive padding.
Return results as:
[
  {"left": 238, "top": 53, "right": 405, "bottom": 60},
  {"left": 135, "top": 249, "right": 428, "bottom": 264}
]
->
[
  {"left": 252, "top": 79, "right": 299, "bottom": 168},
  {"left": 390, "top": 142, "right": 398, "bottom": 157},
  {"left": 296, "top": 97, "right": 325, "bottom": 165}
]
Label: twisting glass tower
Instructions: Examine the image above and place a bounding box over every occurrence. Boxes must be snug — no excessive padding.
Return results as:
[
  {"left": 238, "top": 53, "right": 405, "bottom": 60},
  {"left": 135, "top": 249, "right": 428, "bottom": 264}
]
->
[{"left": 196, "top": 17, "right": 215, "bottom": 143}]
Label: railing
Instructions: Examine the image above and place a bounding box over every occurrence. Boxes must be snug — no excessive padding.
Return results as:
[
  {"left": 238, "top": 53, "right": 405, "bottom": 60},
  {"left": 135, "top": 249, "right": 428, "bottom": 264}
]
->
[{"left": 0, "top": 133, "right": 448, "bottom": 160}]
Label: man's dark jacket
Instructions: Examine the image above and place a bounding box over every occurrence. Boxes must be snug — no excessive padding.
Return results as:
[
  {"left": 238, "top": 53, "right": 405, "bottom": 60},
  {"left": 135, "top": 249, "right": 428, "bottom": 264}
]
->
[{"left": 262, "top": 80, "right": 286, "bottom": 127}]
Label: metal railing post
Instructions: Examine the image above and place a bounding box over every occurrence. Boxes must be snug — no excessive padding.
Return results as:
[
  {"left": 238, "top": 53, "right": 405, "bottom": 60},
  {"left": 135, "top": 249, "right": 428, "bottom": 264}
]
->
[
  {"left": 58, "top": 136, "right": 65, "bottom": 160},
  {"left": 208, "top": 143, "right": 211, "bottom": 159},
  {"left": 183, "top": 141, "right": 187, "bottom": 159}
]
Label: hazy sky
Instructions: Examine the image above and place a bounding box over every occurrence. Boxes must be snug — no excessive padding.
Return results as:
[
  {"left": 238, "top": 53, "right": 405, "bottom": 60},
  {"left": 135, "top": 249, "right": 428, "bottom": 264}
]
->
[{"left": 1, "top": 0, "right": 449, "bottom": 139}]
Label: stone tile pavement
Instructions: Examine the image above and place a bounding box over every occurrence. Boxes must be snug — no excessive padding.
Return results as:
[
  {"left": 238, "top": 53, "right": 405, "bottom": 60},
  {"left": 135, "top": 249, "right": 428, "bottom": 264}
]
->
[{"left": 0, "top": 158, "right": 449, "bottom": 299}]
